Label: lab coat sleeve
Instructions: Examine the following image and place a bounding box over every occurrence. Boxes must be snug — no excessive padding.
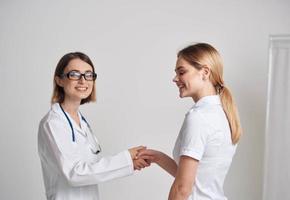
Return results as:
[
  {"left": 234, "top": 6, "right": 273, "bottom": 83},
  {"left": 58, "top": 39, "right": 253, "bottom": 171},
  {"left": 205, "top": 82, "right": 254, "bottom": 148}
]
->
[{"left": 41, "top": 116, "right": 134, "bottom": 187}]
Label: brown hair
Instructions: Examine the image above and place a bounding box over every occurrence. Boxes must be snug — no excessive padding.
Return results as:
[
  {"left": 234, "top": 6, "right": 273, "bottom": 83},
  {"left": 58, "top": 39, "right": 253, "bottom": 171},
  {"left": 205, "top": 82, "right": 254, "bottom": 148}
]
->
[
  {"left": 51, "top": 52, "right": 96, "bottom": 105},
  {"left": 178, "top": 43, "right": 241, "bottom": 144}
]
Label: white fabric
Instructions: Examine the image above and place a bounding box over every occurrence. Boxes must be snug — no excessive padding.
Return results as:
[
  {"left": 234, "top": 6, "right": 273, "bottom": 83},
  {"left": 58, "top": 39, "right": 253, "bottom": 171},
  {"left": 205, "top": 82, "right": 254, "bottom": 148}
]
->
[
  {"left": 173, "top": 95, "right": 237, "bottom": 200},
  {"left": 263, "top": 35, "right": 290, "bottom": 200},
  {"left": 38, "top": 103, "right": 134, "bottom": 200}
]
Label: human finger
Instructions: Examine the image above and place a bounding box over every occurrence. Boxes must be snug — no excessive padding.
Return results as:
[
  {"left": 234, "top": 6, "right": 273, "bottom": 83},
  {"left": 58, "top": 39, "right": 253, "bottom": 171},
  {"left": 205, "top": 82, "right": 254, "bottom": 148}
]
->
[
  {"left": 138, "top": 155, "right": 154, "bottom": 161},
  {"left": 138, "top": 159, "right": 150, "bottom": 168},
  {"left": 137, "top": 149, "right": 154, "bottom": 157}
]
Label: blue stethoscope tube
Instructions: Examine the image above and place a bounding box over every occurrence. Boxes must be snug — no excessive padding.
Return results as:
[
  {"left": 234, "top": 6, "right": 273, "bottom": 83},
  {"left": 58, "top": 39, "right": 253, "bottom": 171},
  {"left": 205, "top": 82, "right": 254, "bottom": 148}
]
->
[{"left": 59, "top": 104, "right": 90, "bottom": 142}]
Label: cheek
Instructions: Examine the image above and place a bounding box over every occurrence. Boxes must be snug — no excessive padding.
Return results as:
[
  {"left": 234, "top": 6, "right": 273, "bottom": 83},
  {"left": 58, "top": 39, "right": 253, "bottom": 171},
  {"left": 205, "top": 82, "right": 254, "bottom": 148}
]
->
[
  {"left": 182, "top": 74, "right": 194, "bottom": 85},
  {"left": 178, "top": 74, "right": 188, "bottom": 83},
  {"left": 187, "top": 76, "right": 202, "bottom": 88},
  {"left": 63, "top": 82, "right": 75, "bottom": 91},
  {"left": 89, "top": 82, "right": 95, "bottom": 89},
  {"left": 88, "top": 83, "right": 95, "bottom": 93}
]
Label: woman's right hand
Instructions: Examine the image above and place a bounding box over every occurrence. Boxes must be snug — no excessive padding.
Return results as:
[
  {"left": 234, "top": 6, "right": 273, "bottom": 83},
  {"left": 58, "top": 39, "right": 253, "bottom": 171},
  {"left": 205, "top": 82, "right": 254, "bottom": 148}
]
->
[
  {"left": 128, "top": 146, "right": 146, "bottom": 160},
  {"left": 128, "top": 146, "right": 151, "bottom": 170},
  {"left": 137, "top": 149, "right": 178, "bottom": 177},
  {"left": 136, "top": 149, "right": 162, "bottom": 164}
]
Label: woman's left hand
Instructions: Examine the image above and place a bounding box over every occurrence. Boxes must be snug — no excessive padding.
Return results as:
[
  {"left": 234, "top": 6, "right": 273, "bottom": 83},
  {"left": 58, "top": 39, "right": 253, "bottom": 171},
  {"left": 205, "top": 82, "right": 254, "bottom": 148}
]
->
[
  {"left": 133, "top": 157, "right": 151, "bottom": 170},
  {"left": 129, "top": 146, "right": 151, "bottom": 170}
]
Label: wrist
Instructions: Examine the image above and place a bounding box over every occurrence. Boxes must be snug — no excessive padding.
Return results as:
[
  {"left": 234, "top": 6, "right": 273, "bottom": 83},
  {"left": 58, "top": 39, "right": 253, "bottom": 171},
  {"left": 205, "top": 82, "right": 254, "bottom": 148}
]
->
[
  {"left": 154, "top": 151, "right": 163, "bottom": 163},
  {"left": 129, "top": 149, "right": 138, "bottom": 160}
]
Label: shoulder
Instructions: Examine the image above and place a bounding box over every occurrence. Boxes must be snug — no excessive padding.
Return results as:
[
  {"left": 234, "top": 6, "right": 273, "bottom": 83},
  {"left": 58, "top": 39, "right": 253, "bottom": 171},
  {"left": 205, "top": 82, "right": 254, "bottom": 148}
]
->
[
  {"left": 39, "top": 104, "right": 65, "bottom": 130},
  {"left": 181, "top": 109, "right": 212, "bottom": 140},
  {"left": 38, "top": 105, "right": 72, "bottom": 145},
  {"left": 184, "top": 108, "right": 208, "bottom": 128},
  {"left": 191, "top": 104, "right": 227, "bottom": 130}
]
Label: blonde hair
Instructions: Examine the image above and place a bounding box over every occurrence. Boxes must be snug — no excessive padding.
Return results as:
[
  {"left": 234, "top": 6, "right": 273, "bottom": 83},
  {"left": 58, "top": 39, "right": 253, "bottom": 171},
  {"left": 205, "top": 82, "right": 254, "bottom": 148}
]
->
[{"left": 178, "top": 43, "right": 241, "bottom": 144}]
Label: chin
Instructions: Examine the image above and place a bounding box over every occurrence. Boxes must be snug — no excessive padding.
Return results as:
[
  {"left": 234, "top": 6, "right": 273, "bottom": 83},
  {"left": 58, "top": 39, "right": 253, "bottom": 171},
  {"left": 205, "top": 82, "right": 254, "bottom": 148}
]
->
[
  {"left": 179, "top": 92, "right": 186, "bottom": 98},
  {"left": 78, "top": 94, "right": 90, "bottom": 99}
]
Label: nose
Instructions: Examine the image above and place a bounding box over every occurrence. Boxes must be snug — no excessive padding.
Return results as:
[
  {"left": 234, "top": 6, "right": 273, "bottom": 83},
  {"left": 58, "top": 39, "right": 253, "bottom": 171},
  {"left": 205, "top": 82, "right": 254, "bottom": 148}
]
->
[
  {"left": 173, "top": 75, "right": 178, "bottom": 83},
  {"left": 78, "top": 75, "right": 86, "bottom": 83}
]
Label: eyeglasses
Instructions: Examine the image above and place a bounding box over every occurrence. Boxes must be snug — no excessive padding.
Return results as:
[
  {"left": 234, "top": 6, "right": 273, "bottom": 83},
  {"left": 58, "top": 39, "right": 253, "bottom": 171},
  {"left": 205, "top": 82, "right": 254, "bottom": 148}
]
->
[{"left": 61, "top": 70, "right": 97, "bottom": 81}]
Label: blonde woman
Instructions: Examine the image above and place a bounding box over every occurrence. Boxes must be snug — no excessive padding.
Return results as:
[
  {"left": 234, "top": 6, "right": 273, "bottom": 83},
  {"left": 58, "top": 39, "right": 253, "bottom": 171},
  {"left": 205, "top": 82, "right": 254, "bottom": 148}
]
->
[
  {"left": 38, "top": 52, "right": 149, "bottom": 200},
  {"left": 138, "top": 43, "right": 241, "bottom": 200}
]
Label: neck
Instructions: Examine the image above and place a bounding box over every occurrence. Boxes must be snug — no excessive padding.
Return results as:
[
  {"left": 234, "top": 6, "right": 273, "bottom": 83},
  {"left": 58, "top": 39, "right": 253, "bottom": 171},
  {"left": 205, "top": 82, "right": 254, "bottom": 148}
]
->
[
  {"left": 61, "top": 99, "right": 81, "bottom": 116},
  {"left": 192, "top": 82, "right": 217, "bottom": 102}
]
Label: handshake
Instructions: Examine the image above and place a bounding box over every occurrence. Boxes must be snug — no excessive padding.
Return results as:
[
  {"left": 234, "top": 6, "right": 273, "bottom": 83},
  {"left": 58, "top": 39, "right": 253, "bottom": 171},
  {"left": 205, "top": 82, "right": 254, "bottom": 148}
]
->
[{"left": 128, "top": 146, "right": 159, "bottom": 171}]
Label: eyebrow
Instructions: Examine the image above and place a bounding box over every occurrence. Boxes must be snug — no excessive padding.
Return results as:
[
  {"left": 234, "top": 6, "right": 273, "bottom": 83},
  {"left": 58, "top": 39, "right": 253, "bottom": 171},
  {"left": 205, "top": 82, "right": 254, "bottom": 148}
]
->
[
  {"left": 175, "top": 66, "right": 185, "bottom": 72},
  {"left": 69, "top": 69, "right": 93, "bottom": 72}
]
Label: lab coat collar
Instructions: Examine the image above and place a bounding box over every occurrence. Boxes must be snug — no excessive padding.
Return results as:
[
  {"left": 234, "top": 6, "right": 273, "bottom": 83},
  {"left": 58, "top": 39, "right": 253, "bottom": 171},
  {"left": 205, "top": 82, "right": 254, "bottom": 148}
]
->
[{"left": 51, "top": 103, "right": 88, "bottom": 137}]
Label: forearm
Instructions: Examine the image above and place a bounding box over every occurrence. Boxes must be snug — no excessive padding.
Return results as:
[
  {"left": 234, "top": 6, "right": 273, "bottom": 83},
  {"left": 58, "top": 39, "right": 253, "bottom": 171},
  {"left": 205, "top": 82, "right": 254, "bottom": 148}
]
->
[
  {"left": 58, "top": 150, "right": 133, "bottom": 186},
  {"left": 168, "top": 182, "right": 191, "bottom": 200},
  {"left": 168, "top": 156, "right": 197, "bottom": 200},
  {"left": 156, "top": 152, "right": 178, "bottom": 177}
]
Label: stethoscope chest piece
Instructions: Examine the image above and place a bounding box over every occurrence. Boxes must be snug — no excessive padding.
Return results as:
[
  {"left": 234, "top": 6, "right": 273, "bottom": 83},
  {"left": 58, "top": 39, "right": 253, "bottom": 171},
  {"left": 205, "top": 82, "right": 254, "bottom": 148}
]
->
[{"left": 59, "top": 104, "right": 102, "bottom": 154}]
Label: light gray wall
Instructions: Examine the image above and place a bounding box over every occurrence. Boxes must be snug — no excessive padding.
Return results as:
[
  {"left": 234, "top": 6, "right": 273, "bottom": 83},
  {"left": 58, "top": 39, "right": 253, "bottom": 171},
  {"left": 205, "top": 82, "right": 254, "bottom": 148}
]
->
[{"left": 0, "top": 0, "right": 289, "bottom": 199}]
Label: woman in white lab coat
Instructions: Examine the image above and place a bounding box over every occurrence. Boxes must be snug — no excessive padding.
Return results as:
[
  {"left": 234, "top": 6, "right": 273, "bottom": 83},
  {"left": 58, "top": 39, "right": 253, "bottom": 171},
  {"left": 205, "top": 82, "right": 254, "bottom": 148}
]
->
[
  {"left": 138, "top": 43, "right": 242, "bottom": 200},
  {"left": 38, "top": 52, "right": 149, "bottom": 200}
]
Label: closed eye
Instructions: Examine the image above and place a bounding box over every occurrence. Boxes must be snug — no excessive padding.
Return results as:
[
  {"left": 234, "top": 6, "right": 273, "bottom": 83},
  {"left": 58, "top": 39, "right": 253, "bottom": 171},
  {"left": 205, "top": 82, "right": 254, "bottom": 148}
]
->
[{"left": 178, "top": 70, "right": 186, "bottom": 76}]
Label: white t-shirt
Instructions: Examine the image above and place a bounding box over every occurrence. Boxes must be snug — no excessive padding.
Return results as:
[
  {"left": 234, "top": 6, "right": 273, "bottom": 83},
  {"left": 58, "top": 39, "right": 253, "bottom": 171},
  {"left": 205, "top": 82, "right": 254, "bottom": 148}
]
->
[{"left": 173, "top": 95, "right": 237, "bottom": 200}]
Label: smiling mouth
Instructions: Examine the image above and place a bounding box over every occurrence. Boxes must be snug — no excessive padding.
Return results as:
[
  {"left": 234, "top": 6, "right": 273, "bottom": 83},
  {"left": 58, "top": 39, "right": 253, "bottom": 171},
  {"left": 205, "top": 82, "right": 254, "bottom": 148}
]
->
[
  {"left": 75, "top": 86, "right": 88, "bottom": 91},
  {"left": 177, "top": 84, "right": 185, "bottom": 90}
]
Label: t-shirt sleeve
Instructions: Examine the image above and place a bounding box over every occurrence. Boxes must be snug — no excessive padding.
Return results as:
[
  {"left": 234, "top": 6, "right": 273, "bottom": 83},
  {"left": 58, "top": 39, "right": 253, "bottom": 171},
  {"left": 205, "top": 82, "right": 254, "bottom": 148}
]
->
[{"left": 179, "top": 110, "right": 210, "bottom": 161}]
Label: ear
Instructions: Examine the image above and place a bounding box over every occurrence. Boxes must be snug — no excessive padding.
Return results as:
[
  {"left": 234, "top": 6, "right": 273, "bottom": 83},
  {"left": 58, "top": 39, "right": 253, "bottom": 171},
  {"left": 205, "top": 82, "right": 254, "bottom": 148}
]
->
[
  {"left": 55, "top": 76, "right": 64, "bottom": 87},
  {"left": 201, "top": 66, "right": 211, "bottom": 80}
]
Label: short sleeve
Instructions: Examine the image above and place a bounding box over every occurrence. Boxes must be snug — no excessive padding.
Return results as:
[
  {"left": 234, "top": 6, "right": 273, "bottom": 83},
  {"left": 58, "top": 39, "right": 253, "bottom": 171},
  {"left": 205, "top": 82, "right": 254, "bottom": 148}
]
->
[{"left": 179, "top": 110, "right": 210, "bottom": 161}]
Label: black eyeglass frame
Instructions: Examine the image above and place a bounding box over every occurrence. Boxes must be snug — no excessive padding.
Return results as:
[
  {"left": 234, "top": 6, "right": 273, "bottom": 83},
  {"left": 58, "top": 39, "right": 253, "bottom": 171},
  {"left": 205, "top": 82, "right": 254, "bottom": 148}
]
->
[{"left": 60, "top": 70, "right": 97, "bottom": 81}]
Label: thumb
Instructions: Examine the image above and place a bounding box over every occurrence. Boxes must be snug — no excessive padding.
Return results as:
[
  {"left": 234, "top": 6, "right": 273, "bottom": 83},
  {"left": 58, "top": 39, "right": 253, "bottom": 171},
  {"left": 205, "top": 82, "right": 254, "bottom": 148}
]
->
[
  {"left": 135, "top": 145, "right": 147, "bottom": 151},
  {"left": 136, "top": 149, "right": 148, "bottom": 157}
]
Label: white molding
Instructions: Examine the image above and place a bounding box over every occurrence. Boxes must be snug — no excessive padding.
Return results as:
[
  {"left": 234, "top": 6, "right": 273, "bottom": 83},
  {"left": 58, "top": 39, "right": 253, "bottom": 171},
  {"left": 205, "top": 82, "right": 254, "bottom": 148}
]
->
[
  {"left": 263, "top": 34, "right": 290, "bottom": 200},
  {"left": 269, "top": 34, "right": 290, "bottom": 41}
]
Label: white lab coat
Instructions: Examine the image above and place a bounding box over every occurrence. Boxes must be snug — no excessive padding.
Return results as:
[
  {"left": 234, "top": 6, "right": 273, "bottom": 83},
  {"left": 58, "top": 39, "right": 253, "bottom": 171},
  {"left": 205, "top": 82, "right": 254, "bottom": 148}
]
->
[{"left": 38, "top": 103, "right": 134, "bottom": 200}]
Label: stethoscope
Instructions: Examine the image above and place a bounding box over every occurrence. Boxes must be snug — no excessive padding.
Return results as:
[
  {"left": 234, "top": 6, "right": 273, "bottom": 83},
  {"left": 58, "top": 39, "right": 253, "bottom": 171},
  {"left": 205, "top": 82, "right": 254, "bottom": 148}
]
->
[{"left": 59, "top": 104, "right": 101, "bottom": 154}]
